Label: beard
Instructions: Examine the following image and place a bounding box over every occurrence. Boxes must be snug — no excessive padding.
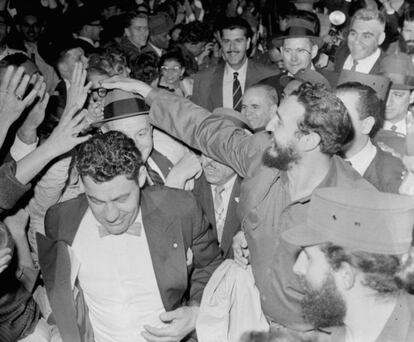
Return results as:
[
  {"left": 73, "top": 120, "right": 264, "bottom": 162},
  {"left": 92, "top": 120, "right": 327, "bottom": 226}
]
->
[
  {"left": 262, "top": 141, "right": 301, "bottom": 171},
  {"left": 300, "top": 273, "right": 347, "bottom": 328}
]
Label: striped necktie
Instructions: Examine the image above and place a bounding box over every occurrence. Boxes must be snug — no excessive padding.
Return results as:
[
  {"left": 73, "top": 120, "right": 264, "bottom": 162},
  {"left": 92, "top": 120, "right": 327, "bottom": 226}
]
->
[
  {"left": 214, "top": 185, "right": 226, "bottom": 244},
  {"left": 145, "top": 163, "right": 164, "bottom": 186},
  {"left": 233, "top": 72, "right": 242, "bottom": 112},
  {"left": 350, "top": 60, "right": 358, "bottom": 72}
]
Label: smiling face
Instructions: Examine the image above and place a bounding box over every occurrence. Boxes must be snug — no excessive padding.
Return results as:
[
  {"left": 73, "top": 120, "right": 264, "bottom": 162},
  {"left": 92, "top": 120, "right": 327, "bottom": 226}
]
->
[
  {"left": 160, "top": 59, "right": 184, "bottom": 86},
  {"left": 263, "top": 95, "right": 305, "bottom": 170},
  {"left": 83, "top": 174, "right": 144, "bottom": 235},
  {"left": 347, "top": 19, "right": 385, "bottom": 61},
  {"left": 20, "top": 15, "right": 41, "bottom": 43},
  {"left": 221, "top": 28, "right": 250, "bottom": 70},
  {"left": 241, "top": 87, "right": 276, "bottom": 129},
  {"left": 281, "top": 37, "right": 315, "bottom": 75}
]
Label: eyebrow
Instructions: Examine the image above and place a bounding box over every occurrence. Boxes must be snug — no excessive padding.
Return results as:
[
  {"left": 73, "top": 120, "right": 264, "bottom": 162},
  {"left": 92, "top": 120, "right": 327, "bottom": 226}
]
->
[{"left": 88, "top": 193, "right": 130, "bottom": 203}]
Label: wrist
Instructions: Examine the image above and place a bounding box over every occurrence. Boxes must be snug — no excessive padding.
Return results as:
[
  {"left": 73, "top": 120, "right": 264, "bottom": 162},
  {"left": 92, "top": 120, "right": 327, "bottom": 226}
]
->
[{"left": 17, "top": 126, "right": 38, "bottom": 145}]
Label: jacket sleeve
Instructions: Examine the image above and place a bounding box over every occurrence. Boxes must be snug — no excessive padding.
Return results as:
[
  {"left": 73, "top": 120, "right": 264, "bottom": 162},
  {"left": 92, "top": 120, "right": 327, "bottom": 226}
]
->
[
  {"left": 187, "top": 198, "right": 223, "bottom": 304},
  {"left": 147, "top": 90, "right": 270, "bottom": 178}
]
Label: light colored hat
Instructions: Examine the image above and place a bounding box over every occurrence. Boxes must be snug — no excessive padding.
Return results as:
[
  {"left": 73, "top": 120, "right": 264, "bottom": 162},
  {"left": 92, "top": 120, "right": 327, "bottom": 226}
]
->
[
  {"left": 282, "top": 187, "right": 414, "bottom": 255},
  {"left": 272, "top": 17, "right": 322, "bottom": 48}
]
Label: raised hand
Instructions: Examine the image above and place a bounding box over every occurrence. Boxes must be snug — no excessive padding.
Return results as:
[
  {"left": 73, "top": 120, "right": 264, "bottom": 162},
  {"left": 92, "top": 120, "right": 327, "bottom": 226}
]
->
[{"left": 66, "top": 62, "right": 92, "bottom": 113}]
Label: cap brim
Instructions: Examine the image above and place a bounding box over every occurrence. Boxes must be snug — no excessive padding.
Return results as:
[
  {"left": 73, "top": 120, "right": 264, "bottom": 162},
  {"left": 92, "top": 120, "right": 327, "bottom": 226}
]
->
[
  {"left": 282, "top": 223, "right": 329, "bottom": 247},
  {"left": 91, "top": 110, "right": 150, "bottom": 127},
  {"left": 391, "top": 84, "right": 414, "bottom": 91},
  {"left": 272, "top": 35, "right": 322, "bottom": 48}
]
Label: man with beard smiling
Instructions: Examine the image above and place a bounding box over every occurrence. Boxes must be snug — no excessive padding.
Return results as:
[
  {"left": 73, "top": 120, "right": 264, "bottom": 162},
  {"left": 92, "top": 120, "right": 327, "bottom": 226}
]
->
[
  {"left": 282, "top": 187, "right": 414, "bottom": 342},
  {"left": 99, "top": 76, "right": 373, "bottom": 339},
  {"left": 191, "top": 17, "right": 277, "bottom": 112}
]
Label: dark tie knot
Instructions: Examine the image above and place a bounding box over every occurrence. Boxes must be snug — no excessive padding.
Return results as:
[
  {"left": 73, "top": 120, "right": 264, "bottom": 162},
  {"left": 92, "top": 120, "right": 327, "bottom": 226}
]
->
[{"left": 233, "top": 72, "right": 239, "bottom": 79}]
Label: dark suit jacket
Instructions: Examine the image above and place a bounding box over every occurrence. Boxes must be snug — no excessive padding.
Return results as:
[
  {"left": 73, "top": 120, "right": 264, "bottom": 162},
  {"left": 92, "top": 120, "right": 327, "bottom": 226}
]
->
[
  {"left": 334, "top": 44, "right": 385, "bottom": 74},
  {"left": 193, "top": 175, "right": 242, "bottom": 259},
  {"left": 191, "top": 59, "right": 279, "bottom": 111},
  {"left": 363, "top": 146, "right": 405, "bottom": 193},
  {"left": 37, "top": 186, "right": 223, "bottom": 342},
  {"left": 73, "top": 38, "right": 97, "bottom": 56}
]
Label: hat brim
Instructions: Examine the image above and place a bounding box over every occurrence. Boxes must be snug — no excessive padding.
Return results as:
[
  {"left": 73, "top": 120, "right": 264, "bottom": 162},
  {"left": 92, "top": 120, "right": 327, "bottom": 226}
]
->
[
  {"left": 272, "top": 35, "right": 322, "bottom": 48},
  {"left": 282, "top": 223, "right": 329, "bottom": 247},
  {"left": 91, "top": 111, "right": 150, "bottom": 127},
  {"left": 391, "top": 84, "right": 414, "bottom": 91}
]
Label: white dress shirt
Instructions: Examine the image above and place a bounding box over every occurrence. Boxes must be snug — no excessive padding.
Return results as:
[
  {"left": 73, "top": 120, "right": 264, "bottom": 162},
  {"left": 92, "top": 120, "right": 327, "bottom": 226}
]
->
[
  {"left": 347, "top": 139, "right": 377, "bottom": 176},
  {"left": 222, "top": 60, "right": 248, "bottom": 109},
  {"left": 383, "top": 118, "right": 407, "bottom": 136},
  {"left": 343, "top": 48, "right": 381, "bottom": 74},
  {"left": 211, "top": 175, "right": 237, "bottom": 243},
  {"left": 72, "top": 209, "right": 167, "bottom": 342}
]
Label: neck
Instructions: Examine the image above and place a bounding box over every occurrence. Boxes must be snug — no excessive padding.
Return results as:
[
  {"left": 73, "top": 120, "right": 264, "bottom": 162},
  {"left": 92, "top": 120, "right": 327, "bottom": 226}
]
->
[
  {"left": 345, "top": 136, "right": 369, "bottom": 159},
  {"left": 387, "top": 115, "right": 406, "bottom": 124},
  {"left": 345, "top": 292, "right": 398, "bottom": 342},
  {"left": 286, "top": 152, "right": 331, "bottom": 201}
]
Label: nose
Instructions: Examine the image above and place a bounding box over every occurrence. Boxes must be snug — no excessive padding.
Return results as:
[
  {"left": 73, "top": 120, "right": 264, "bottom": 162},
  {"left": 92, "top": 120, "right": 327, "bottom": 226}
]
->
[
  {"left": 104, "top": 202, "right": 120, "bottom": 223},
  {"left": 293, "top": 250, "right": 307, "bottom": 276},
  {"left": 290, "top": 50, "right": 298, "bottom": 62}
]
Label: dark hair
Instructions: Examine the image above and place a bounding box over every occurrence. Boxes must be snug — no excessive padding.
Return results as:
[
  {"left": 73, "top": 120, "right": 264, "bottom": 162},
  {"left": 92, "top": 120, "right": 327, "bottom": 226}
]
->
[
  {"left": 88, "top": 48, "right": 129, "bottom": 77},
  {"left": 219, "top": 16, "right": 253, "bottom": 40},
  {"left": 129, "top": 51, "right": 159, "bottom": 84},
  {"left": 291, "top": 83, "right": 353, "bottom": 155},
  {"left": 321, "top": 243, "right": 414, "bottom": 295},
  {"left": 1, "top": 52, "right": 32, "bottom": 67},
  {"left": 336, "top": 82, "right": 384, "bottom": 137},
  {"left": 178, "top": 21, "right": 211, "bottom": 44},
  {"left": 158, "top": 49, "right": 185, "bottom": 69},
  {"left": 123, "top": 10, "right": 148, "bottom": 30},
  {"left": 74, "top": 131, "right": 144, "bottom": 184}
]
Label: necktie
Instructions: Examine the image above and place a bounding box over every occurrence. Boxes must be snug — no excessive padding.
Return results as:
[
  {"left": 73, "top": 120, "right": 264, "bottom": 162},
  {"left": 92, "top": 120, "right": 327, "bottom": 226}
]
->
[
  {"left": 98, "top": 222, "right": 142, "bottom": 238},
  {"left": 146, "top": 163, "right": 165, "bottom": 186},
  {"left": 390, "top": 125, "right": 398, "bottom": 132},
  {"left": 233, "top": 72, "right": 242, "bottom": 112},
  {"left": 350, "top": 60, "right": 358, "bottom": 72},
  {"left": 214, "top": 185, "right": 226, "bottom": 244}
]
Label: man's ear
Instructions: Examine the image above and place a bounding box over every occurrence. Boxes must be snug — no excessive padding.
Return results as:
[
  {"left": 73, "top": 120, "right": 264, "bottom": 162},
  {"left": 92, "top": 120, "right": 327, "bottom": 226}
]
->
[
  {"left": 300, "top": 131, "right": 321, "bottom": 151},
  {"left": 361, "top": 116, "right": 375, "bottom": 135},
  {"left": 138, "top": 165, "right": 147, "bottom": 188},
  {"left": 124, "top": 27, "right": 131, "bottom": 38},
  {"left": 270, "top": 103, "right": 278, "bottom": 118},
  {"left": 311, "top": 44, "right": 318, "bottom": 59},
  {"left": 378, "top": 31, "right": 386, "bottom": 46}
]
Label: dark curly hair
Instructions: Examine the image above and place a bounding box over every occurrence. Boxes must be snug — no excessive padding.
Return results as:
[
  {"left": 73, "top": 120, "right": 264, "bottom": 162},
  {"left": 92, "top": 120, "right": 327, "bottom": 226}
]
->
[
  {"left": 74, "top": 131, "right": 144, "bottom": 183},
  {"left": 178, "top": 21, "right": 211, "bottom": 44},
  {"left": 321, "top": 243, "right": 407, "bottom": 296},
  {"left": 291, "top": 83, "right": 353, "bottom": 155}
]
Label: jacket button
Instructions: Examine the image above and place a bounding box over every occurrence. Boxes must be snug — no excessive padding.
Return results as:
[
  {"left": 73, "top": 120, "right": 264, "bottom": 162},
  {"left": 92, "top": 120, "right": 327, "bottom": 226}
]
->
[{"left": 173, "top": 243, "right": 178, "bottom": 248}]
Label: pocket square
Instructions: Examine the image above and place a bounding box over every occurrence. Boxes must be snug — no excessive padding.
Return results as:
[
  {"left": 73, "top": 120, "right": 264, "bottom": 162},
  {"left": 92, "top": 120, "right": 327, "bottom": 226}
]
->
[{"left": 186, "top": 248, "right": 193, "bottom": 266}]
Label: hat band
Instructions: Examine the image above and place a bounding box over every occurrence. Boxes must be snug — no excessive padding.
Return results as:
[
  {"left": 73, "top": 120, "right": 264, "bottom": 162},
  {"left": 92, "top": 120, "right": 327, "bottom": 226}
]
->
[{"left": 104, "top": 98, "right": 149, "bottom": 119}]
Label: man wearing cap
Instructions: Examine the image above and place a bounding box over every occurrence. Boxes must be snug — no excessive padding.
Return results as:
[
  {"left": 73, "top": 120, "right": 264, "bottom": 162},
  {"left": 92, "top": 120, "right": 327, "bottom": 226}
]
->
[
  {"left": 334, "top": 8, "right": 386, "bottom": 75},
  {"left": 142, "top": 12, "right": 174, "bottom": 58},
  {"left": 191, "top": 17, "right": 277, "bottom": 112},
  {"left": 100, "top": 76, "right": 373, "bottom": 338},
  {"left": 336, "top": 81, "right": 406, "bottom": 193},
  {"left": 71, "top": 6, "right": 102, "bottom": 56},
  {"left": 282, "top": 188, "right": 414, "bottom": 342},
  {"left": 241, "top": 84, "right": 278, "bottom": 130},
  {"left": 259, "top": 12, "right": 323, "bottom": 99},
  {"left": 37, "top": 131, "right": 223, "bottom": 342}
]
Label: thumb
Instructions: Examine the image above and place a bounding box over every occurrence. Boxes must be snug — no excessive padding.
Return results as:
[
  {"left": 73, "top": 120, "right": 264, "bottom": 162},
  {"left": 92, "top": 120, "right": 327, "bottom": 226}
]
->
[{"left": 159, "top": 309, "right": 178, "bottom": 323}]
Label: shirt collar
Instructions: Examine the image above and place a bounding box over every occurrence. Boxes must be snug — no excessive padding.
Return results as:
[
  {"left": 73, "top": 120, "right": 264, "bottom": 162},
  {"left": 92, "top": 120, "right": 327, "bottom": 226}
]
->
[
  {"left": 346, "top": 139, "right": 377, "bottom": 176},
  {"left": 224, "top": 58, "right": 248, "bottom": 77},
  {"left": 348, "top": 48, "right": 381, "bottom": 72},
  {"left": 383, "top": 117, "right": 407, "bottom": 135}
]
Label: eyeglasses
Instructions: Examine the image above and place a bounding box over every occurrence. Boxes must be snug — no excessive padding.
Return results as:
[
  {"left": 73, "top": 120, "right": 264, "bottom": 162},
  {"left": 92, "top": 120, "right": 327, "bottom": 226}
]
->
[
  {"left": 160, "top": 65, "right": 182, "bottom": 72},
  {"left": 90, "top": 87, "right": 109, "bottom": 98}
]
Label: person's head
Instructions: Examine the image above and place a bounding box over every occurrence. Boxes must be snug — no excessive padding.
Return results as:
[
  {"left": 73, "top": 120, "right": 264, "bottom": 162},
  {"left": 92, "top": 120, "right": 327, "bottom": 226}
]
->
[
  {"left": 281, "top": 37, "right": 318, "bottom": 75},
  {"left": 201, "top": 154, "right": 236, "bottom": 186},
  {"left": 263, "top": 83, "right": 351, "bottom": 171},
  {"left": 401, "top": 8, "right": 414, "bottom": 53},
  {"left": 55, "top": 39, "right": 88, "bottom": 80},
  {"left": 129, "top": 51, "right": 159, "bottom": 84},
  {"left": 0, "top": 11, "right": 11, "bottom": 47},
  {"left": 220, "top": 17, "right": 252, "bottom": 70},
  {"left": 74, "top": 131, "right": 146, "bottom": 235},
  {"left": 1, "top": 53, "right": 40, "bottom": 77},
  {"left": 241, "top": 84, "right": 278, "bottom": 129},
  {"left": 17, "top": 11, "right": 43, "bottom": 43},
  {"left": 124, "top": 11, "right": 149, "bottom": 49},
  {"left": 148, "top": 12, "right": 174, "bottom": 50},
  {"left": 385, "top": 87, "right": 414, "bottom": 123},
  {"left": 336, "top": 82, "right": 383, "bottom": 153},
  {"left": 283, "top": 188, "right": 414, "bottom": 328},
  {"left": 347, "top": 8, "right": 385, "bottom": 61},
  {"left": 179, "top": 21, "right": 211, "bottom": 57},
  {"left": 158, "top": 50, "right": 185, "bottom": 87},
  {"left": 88, "top": 48, "right": 130, "bottom": 78}
]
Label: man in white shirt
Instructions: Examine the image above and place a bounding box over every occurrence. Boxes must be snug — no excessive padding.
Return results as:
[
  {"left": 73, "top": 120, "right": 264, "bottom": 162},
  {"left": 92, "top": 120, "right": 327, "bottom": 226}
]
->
[
  {"left": 334, "top": 8, "right": 386, "bottom": 74},
  {"left": 191, "top": 17, "right": 277, "bottom": 112},
  {"left": 37, "top": 131, "right": 222, "bottom": 342},
  {"left": 336, "top": 80, "right": 406, "bottom": 193}
]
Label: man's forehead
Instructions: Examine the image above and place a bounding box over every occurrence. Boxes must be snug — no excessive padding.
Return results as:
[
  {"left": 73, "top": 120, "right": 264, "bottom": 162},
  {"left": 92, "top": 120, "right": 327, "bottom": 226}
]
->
[
  {"left": 222, "top": 28, "right": 246, "bottom": 39},
  {"left": 351, "top": 19, "right": 383, "bottom": 34},
  {"left": 283, "top": 37, "right": 313, "bottom": 49},
  {"left": 131, "top": 17, "right": 148, "bottom": 27}
]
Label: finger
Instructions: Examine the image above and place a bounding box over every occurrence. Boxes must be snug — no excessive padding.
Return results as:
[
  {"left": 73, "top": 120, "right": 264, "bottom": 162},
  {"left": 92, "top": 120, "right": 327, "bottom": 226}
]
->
[
  {"left": 41, "top": 92, "right": 50, "bottom": 108},
  {"left": 8, "top": 66, "right": 25, "bottom": 93},
  {"left": 0, "top": 265, "right": 8, "bottom": 274},
  {"left": 0, "top": 66, "right": 15, "bottom": 91},
  {"left": 143, "top": 325, "right": 176, "bottom": 337},
  {"left": 70, "top": 109, "right": 88, "bottom": 127},
  {"left": 23, "top": 80, "right": 45, "bottom": 107},
  {"left": 0, "top": 254, "right": 12, "bottom": 265},
  {"left": 141, "top": 331, "right": 173, "bottom": 342},
  {"left": 71, "top": 62, "right": 80, "bottom": 84},
  {"left": 15, "top": 73, "right": 31, "bottom": 98},
  {"left": 234, "top": 258, "right": 248, "bottom": 269},
  {"left": 36, "top": 81, "right": 47, "bottom": 102},
  {"left": 0, "top": 248, "right": 12, "bottom": 257}
]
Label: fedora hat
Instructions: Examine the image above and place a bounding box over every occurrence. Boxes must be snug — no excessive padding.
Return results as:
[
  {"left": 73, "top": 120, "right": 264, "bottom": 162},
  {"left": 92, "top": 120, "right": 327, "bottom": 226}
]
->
[{"left": 272, "top": 17, "right": 322, "bottom": 48}]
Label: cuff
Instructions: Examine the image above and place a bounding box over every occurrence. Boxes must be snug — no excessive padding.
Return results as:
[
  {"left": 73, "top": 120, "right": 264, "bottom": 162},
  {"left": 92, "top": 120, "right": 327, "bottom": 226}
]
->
[{"left": 10, "top": 135, "right": 38, "bottom": 162}]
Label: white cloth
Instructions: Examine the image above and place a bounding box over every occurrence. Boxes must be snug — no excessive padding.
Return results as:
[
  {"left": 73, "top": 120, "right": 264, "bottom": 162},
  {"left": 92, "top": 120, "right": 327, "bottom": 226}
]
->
[
  {"left": 10, "top": 135, "right": 38, "bottom": 162},
  {"left": 343, "top": 48, "right": 381, "bottom": 73},
  {"left": 153, "top": 128, "right": 188, "bottom": 165},
  {"left": 148, "top": 42, "right": 163, "bottom": 57},
  {"left": 196, "top": 259, "right": 269, "bottom": 342},
  {"left": 383, "top": 118, "right": 407, "bottom": 135},
  {"left": 222, "top": 60, "right": 248, "bottom": 109},
  {"left": 72, "top": 209, "right": 167, "bottom": 342},
  {"left": 347, "top": 139, "right": 377, "bottom": 176},
  {"left": 211, "top": 175, "right": 237, "bottom": 243}
]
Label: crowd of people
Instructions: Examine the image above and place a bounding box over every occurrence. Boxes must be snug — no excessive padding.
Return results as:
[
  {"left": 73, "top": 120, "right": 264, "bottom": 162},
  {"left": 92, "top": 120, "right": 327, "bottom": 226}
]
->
[{"left": 1, "top": 0, "right": 414, "bottom": 341}]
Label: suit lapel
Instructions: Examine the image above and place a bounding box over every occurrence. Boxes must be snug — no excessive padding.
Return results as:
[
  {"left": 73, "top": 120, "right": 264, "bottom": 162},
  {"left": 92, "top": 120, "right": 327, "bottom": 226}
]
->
[
  {"left": 141, "top": 190, "right": 188, "bottom": 311},
  {"left": 220, "top": 176, "right": 242, "bottom": 257},
  {"left": 150, "top": 149, "right": 174, "bottom": 178},
  {"left": 370, "top": 51, "right": 383, "bottom": 74},
  {"left": 210, "top": 64, "right": 224, "bottom": 110}
]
